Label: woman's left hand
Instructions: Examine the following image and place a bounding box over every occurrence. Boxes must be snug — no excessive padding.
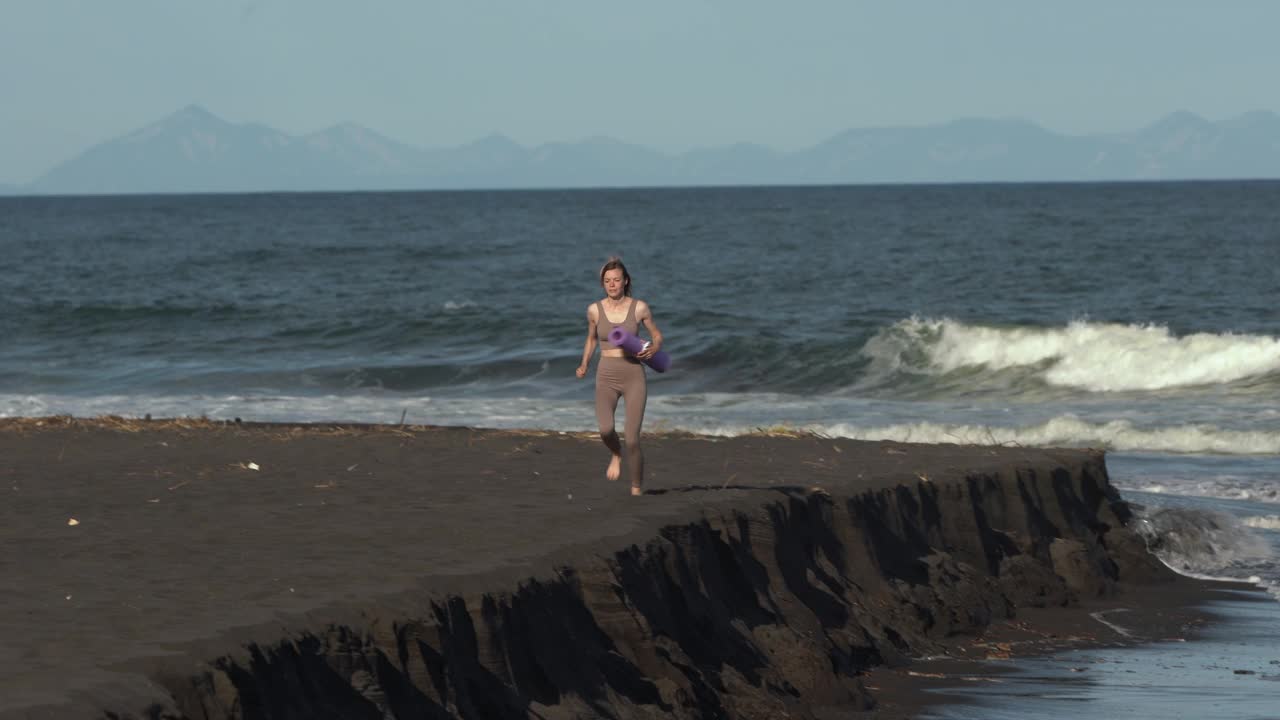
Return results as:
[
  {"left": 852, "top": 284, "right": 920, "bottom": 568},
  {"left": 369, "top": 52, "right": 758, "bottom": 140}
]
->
[{"left": 636, "top": 343, "right": 659, "bottom": 360}]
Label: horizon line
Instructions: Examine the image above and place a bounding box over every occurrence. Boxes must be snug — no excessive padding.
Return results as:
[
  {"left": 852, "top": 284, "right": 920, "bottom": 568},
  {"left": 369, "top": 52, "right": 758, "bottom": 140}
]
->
[{"left": 7, "top": 177, "right": 1280, "bottom": 201}]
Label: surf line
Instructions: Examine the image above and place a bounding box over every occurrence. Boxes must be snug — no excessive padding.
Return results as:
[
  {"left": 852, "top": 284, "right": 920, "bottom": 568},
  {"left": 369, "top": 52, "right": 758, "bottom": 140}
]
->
[{"left": 1089, "top": 608, "right": 1136, "bottom": 639}]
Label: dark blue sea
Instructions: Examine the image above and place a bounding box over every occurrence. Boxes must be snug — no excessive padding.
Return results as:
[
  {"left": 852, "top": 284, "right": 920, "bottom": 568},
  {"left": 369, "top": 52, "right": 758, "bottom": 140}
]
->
[{"left": 3, "top": 182, "right": 1280, "bottom": 714}]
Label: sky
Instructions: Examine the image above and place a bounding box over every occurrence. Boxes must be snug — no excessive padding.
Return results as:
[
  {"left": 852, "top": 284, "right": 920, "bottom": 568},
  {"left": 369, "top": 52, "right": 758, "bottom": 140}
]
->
[{"left": 2, "top": 0, "right": 1279, "bottom": 184}]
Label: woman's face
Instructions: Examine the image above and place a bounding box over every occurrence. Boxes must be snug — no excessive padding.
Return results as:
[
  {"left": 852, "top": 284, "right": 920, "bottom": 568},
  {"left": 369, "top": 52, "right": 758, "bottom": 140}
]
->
[{"left": 602, "top": 269, "right": 627, "bottom": 299}]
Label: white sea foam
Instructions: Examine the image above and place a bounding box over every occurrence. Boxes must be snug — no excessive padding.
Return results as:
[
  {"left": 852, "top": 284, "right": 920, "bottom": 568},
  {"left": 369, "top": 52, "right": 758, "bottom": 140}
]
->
[
  {"left": 1155, "top": 566, "right": 1273, "bottom": 596},
  {"left": 1243, "top": 515, "right": 1280, "bottom": 530},
  {"left": 1140, "top": 485, "right": 1280, "bottom": 503},
  {"left": 1135, "top": 481, "right": 1280, "bottom": 504},
  {"left": 865, "top": 317, "right": 1280, "bottom": 392},
  {"left": 5, "top": 393, "right": 1280, "bottom": 457},
  {"left": 0, "top": 392, "right": 598, "bottom": 431},
  {"left": 651, "top": 412, "right": 1280, "bottom": 457},
  {"left": 806, "top": 416, "right": 1280, "bottom": 456},
  {"left": 1132, "top": 507, "right": 1275, "bottom": 581}
]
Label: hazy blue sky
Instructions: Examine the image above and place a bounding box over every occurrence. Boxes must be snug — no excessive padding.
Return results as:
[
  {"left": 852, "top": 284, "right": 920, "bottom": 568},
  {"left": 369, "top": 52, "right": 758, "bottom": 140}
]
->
[{"left": 2, "top": 0, "right": 1278, "bottom": 183}]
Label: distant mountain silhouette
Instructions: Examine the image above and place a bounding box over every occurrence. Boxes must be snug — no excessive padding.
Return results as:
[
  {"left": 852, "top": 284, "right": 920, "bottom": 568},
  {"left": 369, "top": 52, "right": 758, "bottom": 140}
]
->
[
  {"left": 16, "top": 106, "right": 1280, "bottom": 195},
  {"left": 29, "top": 105, "right": 429, "bottom": 194}
]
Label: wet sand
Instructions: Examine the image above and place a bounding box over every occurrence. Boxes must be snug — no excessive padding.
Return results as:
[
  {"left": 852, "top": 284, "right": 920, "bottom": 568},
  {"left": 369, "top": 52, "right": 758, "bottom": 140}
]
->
[
  {"left": 0, "top": 417, "right": 1251, "bottom": 719},
  {"left": 850, "top": 581, "right": 1266, "bottom": 719}
]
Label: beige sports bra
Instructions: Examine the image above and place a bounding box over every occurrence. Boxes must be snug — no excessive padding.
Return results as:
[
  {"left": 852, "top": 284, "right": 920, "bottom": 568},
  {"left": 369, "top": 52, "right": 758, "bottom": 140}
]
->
[{"left": 596, "top": 299, "right": 639, "bottom": 345}]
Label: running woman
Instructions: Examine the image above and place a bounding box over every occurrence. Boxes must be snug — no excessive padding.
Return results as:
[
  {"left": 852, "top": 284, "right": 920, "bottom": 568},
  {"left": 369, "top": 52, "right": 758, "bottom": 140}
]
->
[{"left": 575, "top": 258, "right": 664, "bottom": 496}]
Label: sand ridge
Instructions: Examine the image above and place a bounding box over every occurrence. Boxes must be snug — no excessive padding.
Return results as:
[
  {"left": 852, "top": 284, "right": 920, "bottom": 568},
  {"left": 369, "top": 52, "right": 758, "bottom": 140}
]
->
[{"left": 0, "top": 417, "right": 1226, "bottom": 718}]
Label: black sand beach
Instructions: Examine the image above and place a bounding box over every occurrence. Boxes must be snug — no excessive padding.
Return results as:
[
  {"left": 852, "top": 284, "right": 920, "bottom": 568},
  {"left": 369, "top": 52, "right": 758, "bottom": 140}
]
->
[{"left": 0, "top": 417, "right": 1255, "bottom": 719}]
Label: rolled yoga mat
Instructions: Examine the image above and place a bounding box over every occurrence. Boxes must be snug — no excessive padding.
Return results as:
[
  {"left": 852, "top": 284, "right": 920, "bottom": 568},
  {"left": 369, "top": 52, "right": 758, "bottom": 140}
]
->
[{"left": 608, "top": 327, "right": 671, "bottom": 372}]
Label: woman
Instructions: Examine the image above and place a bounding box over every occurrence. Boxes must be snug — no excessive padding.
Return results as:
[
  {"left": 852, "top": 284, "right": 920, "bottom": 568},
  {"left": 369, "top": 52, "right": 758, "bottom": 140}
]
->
[{"left": 575, "top": 258, "right": 663, "bottom": 496}]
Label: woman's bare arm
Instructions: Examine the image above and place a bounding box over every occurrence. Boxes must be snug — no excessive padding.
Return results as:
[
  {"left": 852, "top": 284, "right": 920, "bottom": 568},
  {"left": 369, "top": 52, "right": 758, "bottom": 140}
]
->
[
  {"left": 635, "top": 300, "right": 663, "bottom": 360},
  {"left": 576, "top": 304, "right": 599, "bottom": 378}
]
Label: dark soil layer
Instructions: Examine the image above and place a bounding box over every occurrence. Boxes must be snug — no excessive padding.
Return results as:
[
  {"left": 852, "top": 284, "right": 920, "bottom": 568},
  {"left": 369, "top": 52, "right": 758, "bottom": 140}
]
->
[{"left": 0, "top": 418, "right": 1226, "bottom": 719}]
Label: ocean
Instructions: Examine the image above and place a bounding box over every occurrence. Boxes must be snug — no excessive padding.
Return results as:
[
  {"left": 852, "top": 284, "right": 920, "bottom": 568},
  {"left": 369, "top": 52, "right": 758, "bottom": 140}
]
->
[{"left": 3, "top": 183, "right": 1279, "bottom": 671}]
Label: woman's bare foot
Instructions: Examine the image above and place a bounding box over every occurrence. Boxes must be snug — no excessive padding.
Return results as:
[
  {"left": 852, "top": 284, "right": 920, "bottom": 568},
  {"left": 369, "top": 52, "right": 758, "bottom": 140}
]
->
[
  {"left": 630, "top": 484, "right": 643, "bottom": 496},
  {"left": 606, "top": 454, "right": 622, "bottom": 481}
]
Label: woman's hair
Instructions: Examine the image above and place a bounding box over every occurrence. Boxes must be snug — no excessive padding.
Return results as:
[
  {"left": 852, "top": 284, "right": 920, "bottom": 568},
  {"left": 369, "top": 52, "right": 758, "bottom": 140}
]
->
[{"left": 599, "top": 257, "right": 632, "bottom": 296}]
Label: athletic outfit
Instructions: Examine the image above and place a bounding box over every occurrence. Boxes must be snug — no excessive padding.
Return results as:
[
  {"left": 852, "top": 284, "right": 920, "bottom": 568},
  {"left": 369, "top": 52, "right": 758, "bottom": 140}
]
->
[{"left": 595, "top": 298, "right": 647, "bottom": 489}]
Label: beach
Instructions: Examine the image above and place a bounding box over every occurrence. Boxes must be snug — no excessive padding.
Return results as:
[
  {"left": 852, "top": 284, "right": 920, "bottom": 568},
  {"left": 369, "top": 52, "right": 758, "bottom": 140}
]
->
[
  {"left": 4, "top": 183, "right": 1279, "bottom": 718},
  {"left": 1, "top": 417, "right": 1254, "bottom": 719}
]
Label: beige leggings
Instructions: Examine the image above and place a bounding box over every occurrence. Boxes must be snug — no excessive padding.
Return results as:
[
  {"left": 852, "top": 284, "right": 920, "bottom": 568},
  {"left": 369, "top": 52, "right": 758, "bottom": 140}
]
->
[{"left": 595, "top": 357, "right": 647, "bottom": 488}]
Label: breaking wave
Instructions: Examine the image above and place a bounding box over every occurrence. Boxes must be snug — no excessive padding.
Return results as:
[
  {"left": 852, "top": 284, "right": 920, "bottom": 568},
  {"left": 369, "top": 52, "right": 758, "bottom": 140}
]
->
[
  {"left": 1131, "top": 507, "right": 1274, "bottom": 584},
  {"left": 861, "top": 317, "right": 1280, "bottom": 393},
  {"left": 1243, "top": 515, "right": 1280, "bottom": 530}
]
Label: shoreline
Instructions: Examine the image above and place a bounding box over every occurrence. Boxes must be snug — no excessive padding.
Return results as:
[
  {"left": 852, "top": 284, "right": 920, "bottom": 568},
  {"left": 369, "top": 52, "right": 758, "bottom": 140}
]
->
[
  {"left": 854, "top": 580, "right": 1267, "bottom": 719},
  {"left": 1, "top": 416, "right": 1264, "bottom": 719}
]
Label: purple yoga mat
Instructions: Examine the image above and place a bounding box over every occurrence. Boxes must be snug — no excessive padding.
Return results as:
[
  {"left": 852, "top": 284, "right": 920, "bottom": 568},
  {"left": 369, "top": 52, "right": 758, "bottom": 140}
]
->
[{"left": 608, "top": 327, "right": 671, "bottom": 372}]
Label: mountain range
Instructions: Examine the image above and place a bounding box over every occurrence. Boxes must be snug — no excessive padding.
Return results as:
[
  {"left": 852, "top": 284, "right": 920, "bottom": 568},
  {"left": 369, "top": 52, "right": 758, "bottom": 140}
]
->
[{"left": 6, "top": 105, "right": 1280, "bottom": 195}]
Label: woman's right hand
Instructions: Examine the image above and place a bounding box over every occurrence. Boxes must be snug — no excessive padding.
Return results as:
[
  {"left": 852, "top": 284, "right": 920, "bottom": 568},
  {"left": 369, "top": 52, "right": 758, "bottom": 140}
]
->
[{"left": 575, "top": 364, "right": 588, "bottom": 379}]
